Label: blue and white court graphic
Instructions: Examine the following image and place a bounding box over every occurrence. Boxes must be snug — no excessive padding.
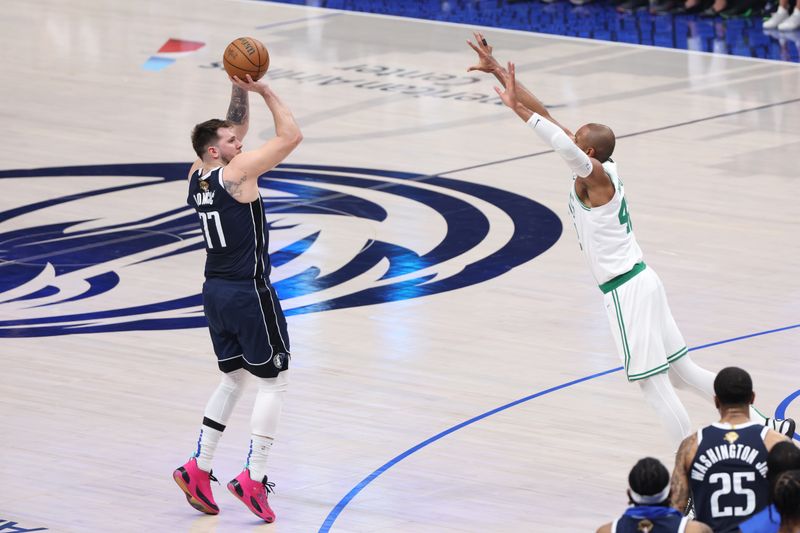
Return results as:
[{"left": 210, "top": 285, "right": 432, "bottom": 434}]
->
[{"left": 0, "top": 163, "right": 562, "bottom": 337}]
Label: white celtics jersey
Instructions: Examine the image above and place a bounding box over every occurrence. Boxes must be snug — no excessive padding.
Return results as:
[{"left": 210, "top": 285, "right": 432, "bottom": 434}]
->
[{"left": 568, "top": 160, "right": 643, "bottom": 286}]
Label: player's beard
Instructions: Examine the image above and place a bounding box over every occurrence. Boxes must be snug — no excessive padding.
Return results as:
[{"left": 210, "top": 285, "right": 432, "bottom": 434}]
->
[{"left": 220, "top": 149, "right": 241, "bottom": 166}]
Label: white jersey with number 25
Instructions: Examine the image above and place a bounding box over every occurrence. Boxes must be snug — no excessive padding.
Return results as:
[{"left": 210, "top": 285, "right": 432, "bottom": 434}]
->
[{"left": 568, "top": 160, "right": 643, "bottom": 286}]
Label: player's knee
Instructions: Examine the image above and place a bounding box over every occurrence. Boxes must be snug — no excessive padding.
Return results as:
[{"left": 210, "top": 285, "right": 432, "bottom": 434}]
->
[
  {"left": 220, "top": 367, "right": 248, "bottom": 390},
  {"left": 666, "top": 365, "right": 686, "bottom": 387},
  {"left": 257, "top": 370, "right": 289, "bottom": 393}
]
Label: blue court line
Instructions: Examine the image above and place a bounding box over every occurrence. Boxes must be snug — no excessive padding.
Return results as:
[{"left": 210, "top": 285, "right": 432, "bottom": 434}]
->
[
  {"left": 319, "top": 322, "right": 800, "bottom": 532},
  {"left": 688, "top": 323, "right": 800, "bottom": 351},
  {"left": 775, "top": 388, "right": 800, "bottom": 441}
]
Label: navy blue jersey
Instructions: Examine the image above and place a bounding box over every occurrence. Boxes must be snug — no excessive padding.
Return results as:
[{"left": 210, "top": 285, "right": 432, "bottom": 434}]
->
[
  {"left": 689, "top": 422, "right": 769, "bottom": 533},
  {"left": 613, "top": 513, "right": 688, "bottom": 533},
  {"left": 187, "top": 166, "right": 270, "bottom": 280}
]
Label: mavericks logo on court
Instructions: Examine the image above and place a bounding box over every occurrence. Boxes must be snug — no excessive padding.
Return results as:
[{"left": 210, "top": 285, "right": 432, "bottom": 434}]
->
[{"left": 0, "top": 163, "right": 562, "bottom": 337}]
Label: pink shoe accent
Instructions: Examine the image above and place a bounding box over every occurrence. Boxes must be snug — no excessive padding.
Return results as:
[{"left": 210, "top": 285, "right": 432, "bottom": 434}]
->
[
  {"left": 172, "top": 457, "right": 219, "bottom": 515},
  {"left": 227, "top": 469, "right": 276, "bottom": 522}
]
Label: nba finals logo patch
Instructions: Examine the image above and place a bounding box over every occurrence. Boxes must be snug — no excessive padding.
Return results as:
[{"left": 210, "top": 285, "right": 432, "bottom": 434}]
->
[
  {"left": 0, "top": 163, "right": 562, "bottom": 337},
  {"left": 637, "top": 519, "right": 654, "bottom": 533},
  {"left": 724, "top": 431, "right": 739, "bottom": 444}
]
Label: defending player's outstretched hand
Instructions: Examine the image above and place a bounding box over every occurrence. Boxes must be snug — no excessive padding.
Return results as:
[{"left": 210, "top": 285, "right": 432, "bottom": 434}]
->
[
  {"left": 493, "top": 62, "right": 518, "bottom": 108},
  {"left": 466, "top": 31, "right": 499, "bottom": 73}
]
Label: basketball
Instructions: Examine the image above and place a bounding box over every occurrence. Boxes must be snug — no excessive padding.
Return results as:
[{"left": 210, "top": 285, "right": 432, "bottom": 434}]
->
[{"left": 223, "top": 37, "right": 269, "bottom": 81}]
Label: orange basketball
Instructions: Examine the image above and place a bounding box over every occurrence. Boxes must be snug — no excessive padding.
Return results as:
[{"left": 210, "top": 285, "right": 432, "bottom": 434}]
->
[{"left": 223, "top": 37, "right": 269, "bottom": 81}]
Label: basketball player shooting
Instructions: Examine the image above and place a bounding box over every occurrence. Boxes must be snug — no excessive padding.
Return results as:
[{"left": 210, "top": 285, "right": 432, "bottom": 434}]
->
[
  {"left": 172, "top": 73, "right": 302, "bottom": 523},
  {"left": 466, "top": 32, "right": 795, "bottom": 447}
]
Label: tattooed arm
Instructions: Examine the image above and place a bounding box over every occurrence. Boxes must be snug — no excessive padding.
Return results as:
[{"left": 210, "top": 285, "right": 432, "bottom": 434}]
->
[
  {"left": 227, "top": 84, "right": 250, "bottom": 140},
  {"left": 670, "top": 433, "right": 698, "bottom": 513},
  {"left": 222, "top": 171, "right": 249, "bottom": 201},
  {"left": 223, "top": 75, "right": 302, "bottom": 203}
]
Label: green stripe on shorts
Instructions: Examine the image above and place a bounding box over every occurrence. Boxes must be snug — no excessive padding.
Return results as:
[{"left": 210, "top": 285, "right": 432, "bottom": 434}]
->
[
  {"left": 667, "top": 346, "right": 688, "bottom": 362},
  {"left": 611, "top": 289, "right": 631, "bottom": 374},
  {"left": 627, "top": 363, "right": 670, "bottom": 381}
]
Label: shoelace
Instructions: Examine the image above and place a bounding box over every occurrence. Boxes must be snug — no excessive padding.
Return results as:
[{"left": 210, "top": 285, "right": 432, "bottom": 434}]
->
[
  {"left": 208, "top": 471, "right": 220, "bottom": 484},
  {"left": 262, "top": 478, "right": 276, "bottom": 494},
  {"left": 769, "top": 418, "right": 792, "bottom": 434}
]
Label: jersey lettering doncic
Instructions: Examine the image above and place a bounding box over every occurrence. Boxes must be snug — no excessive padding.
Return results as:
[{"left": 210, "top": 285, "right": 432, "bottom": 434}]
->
[
  {"left": 568, "top": 160, "right": 643, "bottom": 285},
  {"left": 187, "top": 166, "right": 270, "bottom": 280},
  {"left": 689, "top": 422, "right": 769, "bottom": 533}
]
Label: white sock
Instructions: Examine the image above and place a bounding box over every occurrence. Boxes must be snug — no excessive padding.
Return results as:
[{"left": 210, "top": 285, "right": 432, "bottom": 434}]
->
[
  {"left": 639, "top": 372, "right": 692, "bottom": 448},
  {"left": 195, "top": 424, "right": 223, "bottom": 472},
  {"left": 247, "top": 435, "right": 274, "bottom": 482},
  {"left": 246, "top": 371, "right": 289, "bottom": 481},
  {"left": 776, "top": 5, "right": 789, "bottom": 14},
  {"left": 194, "top": 369, "right": 247, "bottom": 472}
]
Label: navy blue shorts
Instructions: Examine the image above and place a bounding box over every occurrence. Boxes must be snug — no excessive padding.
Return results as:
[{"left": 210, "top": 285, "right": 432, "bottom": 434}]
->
[{"left": 202, "top": 277, "right": 290, "bottom": 378}]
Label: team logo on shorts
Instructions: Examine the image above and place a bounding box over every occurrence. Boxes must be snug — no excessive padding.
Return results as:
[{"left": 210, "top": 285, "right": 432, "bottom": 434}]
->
[
  {"left": 273, "top": 352, "right": 287, "bottom": 369},
  {"left": 0, "top": 163, "right": 562, "bottom": 337}
]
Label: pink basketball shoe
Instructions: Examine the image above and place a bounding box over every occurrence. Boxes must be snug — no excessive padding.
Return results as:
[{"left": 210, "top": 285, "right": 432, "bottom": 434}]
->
[
  {"left": 172, "top": 458, "right": 219, "bottom": 515},
  {"left": 227, "top": 469, "right": 276, "bottom": 522}
]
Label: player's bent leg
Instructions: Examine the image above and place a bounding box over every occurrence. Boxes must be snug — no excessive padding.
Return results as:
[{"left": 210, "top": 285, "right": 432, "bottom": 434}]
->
[
  {"left": 638, "top": 371, "right": 692, "bottom": 448},
  {"left": 667, "top": 355, "right": 714, "bottom": 399},
  {"left": 196, "top": 368, "right": 248, "bottom": 470},
  {"left": 669, "top": 359, "right": 795, "bottom": 437},
  {"left": 173, "top": 368, "right": 248, "bottom": 515},
  {"left": 248, "top": 371, "right": 288, "bottom": 479},
  {"left": 228, "top": 371, "right": 288, "bottom": 522}
]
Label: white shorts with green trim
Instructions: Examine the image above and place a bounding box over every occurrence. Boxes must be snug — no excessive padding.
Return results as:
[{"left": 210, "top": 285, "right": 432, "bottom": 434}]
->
[{"left": 603, "top": 266, "right": 688, "bottom": 382}]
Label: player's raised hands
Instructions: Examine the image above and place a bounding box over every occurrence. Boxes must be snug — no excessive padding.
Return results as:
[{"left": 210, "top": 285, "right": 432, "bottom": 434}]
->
[
  {"left": 466, "top": 31, "right": 500, "bottom": 73},
  {"left": 230, "top": 74, "right": 270, "bottom": 95},
  {"left": 494, "top": 62, "right": 518, "bottom": 108}
]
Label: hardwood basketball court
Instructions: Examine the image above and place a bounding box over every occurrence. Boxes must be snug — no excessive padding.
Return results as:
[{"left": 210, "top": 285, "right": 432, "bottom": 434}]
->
[{"left": 2, "top": 0, "right": 799, "bottom": 531}]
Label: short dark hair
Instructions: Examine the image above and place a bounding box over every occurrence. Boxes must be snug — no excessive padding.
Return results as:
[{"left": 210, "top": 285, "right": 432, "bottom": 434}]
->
[
  {"left": 772, "top": 469, "right": 800, "bottom": 521},
  {"left": 191, "top": 119, "right": 232, "bottom": 159},
  {"left": 713, "top": 367, "right": 753, "bottom": 406},
  {"left": 767, "top": 441, "right": 800, "bottom": 485},
  {"left": 629, "top": 457, "right": 670, "bottom": 505}
]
